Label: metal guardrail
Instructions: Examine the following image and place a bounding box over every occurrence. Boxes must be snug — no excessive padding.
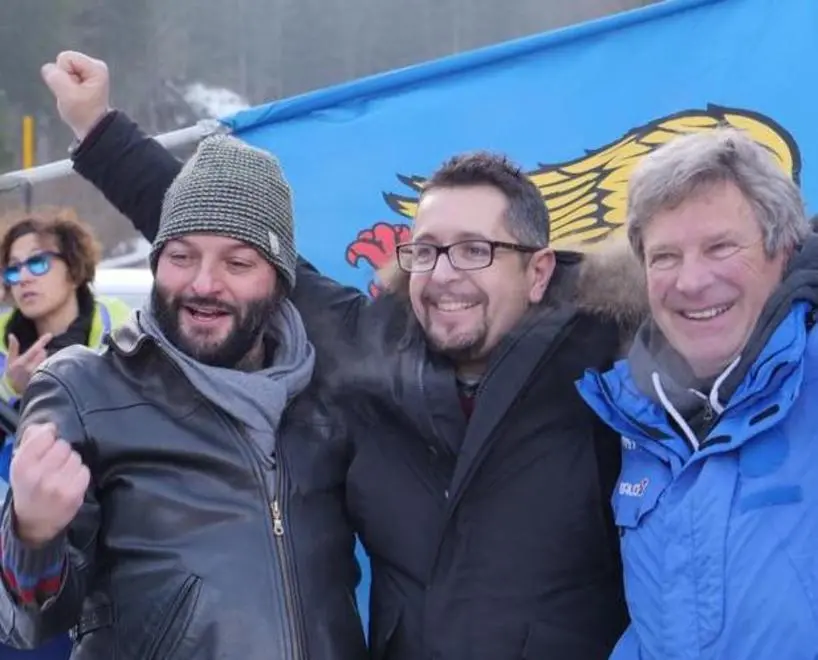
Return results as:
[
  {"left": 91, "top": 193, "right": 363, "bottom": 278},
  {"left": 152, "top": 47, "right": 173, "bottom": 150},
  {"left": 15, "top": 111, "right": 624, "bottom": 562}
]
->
[
  {"left": 0, "top": 118, "right": 224, "bottom": 192},
  {"left": 99, "top": 239, "right": 152, "bottom": 268},
  {"left": 0, "top": 118, "right": 226, "bottom": 267}
]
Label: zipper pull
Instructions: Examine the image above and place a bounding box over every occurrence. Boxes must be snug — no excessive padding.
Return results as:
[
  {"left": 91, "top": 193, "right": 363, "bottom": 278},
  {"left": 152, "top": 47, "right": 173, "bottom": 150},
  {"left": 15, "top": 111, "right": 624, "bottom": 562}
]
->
[{"left": 271, "top": 500, "right": 284, "bottom": 536}]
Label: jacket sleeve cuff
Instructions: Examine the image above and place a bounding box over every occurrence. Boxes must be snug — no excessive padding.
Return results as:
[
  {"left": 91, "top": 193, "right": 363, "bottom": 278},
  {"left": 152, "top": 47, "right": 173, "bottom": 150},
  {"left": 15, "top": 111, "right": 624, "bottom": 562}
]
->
[
  {"left": 0, "top": 506, "right": 65, "bottom": 606},
  {"left": 70, "top": 109, "right": 121, "bottom": 164}
]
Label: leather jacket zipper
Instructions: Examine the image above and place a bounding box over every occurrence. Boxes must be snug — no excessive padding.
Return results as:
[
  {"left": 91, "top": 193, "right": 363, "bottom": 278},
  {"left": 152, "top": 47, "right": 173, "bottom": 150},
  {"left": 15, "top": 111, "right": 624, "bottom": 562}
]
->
[
  {"left": 215, "top": 413, "right": 303, "bottom": 660},
  {"left": 270, "top": 461, "right": 306, "bottom": 660},
  {"left": 159, "top": 358, "right": 304, "bottom": 659}
]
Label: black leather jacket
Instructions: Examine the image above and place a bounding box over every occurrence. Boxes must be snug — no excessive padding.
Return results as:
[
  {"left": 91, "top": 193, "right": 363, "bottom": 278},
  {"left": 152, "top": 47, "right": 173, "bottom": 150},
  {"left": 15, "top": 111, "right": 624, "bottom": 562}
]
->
[{"left": 0, "top": 319, "right": 367, "bottom": 660}]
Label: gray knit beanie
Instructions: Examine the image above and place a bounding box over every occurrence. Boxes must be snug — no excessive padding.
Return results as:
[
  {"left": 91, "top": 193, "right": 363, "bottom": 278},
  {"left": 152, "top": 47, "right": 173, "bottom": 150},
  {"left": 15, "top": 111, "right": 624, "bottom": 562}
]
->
[{"left": 150, "top": 134, "right": 296, "bottom": 291}]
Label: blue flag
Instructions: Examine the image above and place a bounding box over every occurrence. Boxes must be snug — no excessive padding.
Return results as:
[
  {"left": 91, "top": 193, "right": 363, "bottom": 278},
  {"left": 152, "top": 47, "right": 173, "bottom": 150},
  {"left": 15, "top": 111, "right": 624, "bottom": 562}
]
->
[
  {"left": 220, "top": 0, "right": 817, "bottom": 627},
  {"left": 223, "top": 0, "right": 816, "bottom": 296}
]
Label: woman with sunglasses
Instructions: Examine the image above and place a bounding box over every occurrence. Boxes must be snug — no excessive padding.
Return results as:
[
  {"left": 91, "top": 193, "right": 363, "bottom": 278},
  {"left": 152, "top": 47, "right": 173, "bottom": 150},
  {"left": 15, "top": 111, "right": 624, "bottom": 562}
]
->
[
  {"left": 0, "top": 209, "right": 131, "bottom": 660},
  {"left": 0, "top": 208, "right": 131, "bottom": 406}
]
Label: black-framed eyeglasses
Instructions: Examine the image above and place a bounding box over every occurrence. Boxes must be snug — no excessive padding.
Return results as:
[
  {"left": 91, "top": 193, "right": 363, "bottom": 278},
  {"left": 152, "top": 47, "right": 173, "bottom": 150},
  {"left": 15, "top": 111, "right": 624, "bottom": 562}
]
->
[
  {"left": 3, "top": 252, "right": 63, "bottom": 286},
  {"left": 396, "top": 239, "right": 538, "bottom": 273}
]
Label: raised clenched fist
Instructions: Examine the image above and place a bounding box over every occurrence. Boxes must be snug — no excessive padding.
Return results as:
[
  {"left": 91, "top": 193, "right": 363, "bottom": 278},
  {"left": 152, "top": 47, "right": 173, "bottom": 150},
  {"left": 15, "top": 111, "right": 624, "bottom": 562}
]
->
[
  {"left": 10, "top": 423, "right": 90, "bottom": 547},
  {"left": 41, "top": 51, "right": 111, "bottom": 141}
]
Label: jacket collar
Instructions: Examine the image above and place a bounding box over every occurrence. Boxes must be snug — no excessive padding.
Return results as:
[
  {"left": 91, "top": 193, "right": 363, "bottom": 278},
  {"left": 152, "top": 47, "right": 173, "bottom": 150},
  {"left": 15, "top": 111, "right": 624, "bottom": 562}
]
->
[
  {"left": 577, "top": 302, "right": 813, "bottom": 467},
  {"left": 105, "top": 312, "right": 152, "bottom": 358}
]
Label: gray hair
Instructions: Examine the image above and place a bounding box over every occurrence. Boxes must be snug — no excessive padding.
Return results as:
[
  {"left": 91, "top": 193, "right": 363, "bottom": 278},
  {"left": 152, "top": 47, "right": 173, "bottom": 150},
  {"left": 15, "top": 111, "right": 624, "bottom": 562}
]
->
[{"left": 627, "top": 127, "right": 808, "bottom": 259}]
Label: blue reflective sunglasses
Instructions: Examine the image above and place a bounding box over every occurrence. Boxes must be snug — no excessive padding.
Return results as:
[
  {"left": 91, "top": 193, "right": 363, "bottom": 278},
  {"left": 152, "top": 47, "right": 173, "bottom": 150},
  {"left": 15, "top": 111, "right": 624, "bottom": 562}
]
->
[{"left": 3, "top": 252, "right": 63, "bottom": 286}]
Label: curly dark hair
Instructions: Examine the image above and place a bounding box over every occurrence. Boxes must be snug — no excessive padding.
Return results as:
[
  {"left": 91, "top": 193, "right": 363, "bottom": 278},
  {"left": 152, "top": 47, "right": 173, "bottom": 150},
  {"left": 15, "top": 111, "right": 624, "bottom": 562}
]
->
[{"left": 0, "top": 206, "right": 103, "bottom": 290}]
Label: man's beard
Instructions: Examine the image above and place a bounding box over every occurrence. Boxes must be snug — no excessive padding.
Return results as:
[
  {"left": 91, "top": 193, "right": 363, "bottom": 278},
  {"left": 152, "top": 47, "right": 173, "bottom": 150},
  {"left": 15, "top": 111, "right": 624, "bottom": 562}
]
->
[
  {"left": 423, "top": 317, "right": 489, "bottom": 363},
  {"left": 151, "top": 284, "right": 278, "bottom": 368},
  {"left": 417, "top": 285, "right": 490, "bottom": 364}
]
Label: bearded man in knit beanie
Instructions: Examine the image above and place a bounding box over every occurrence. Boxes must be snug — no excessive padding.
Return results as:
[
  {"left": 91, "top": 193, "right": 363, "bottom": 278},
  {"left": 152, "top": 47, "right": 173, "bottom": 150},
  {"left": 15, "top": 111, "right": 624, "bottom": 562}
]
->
[{"left": 0, "top": 135, "right": 367, "bottom": 659}]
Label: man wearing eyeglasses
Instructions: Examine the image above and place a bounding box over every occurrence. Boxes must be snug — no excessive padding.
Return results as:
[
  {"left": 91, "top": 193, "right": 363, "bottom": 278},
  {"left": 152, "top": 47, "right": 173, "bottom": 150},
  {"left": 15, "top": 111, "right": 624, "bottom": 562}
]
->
[{"left": 41, "top": 51, "right": 644, "bottom": 659}]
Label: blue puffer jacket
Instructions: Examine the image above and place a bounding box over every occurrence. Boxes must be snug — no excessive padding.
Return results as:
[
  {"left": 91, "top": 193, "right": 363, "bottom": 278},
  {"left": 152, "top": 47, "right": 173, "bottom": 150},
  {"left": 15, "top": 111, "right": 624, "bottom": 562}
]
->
[{"left": 577, "top": 302, "right": 818, "bottom": 660}]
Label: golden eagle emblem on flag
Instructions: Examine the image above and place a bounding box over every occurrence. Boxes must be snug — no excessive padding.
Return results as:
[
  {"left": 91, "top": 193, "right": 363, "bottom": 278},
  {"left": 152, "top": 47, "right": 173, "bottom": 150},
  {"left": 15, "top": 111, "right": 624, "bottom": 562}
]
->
[{"left": 345, "top": 104, "right": 801, "bottom": 294}]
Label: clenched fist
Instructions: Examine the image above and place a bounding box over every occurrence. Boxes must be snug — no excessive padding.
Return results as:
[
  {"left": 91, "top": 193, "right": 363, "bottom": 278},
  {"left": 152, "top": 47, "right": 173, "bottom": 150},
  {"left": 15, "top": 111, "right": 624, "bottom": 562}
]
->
[
  {"left": 10, "top": 423, "right": 90, "bottom": 547},
  {"left": 41, "top": 51, "right": 111, "bottom": 141}
]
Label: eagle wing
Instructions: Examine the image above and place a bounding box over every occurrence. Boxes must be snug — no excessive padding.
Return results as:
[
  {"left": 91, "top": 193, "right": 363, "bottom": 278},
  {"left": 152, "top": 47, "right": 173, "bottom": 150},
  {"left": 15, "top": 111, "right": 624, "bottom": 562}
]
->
[{"left": 384, "top": 105, "right": 800, "bottom": 247}]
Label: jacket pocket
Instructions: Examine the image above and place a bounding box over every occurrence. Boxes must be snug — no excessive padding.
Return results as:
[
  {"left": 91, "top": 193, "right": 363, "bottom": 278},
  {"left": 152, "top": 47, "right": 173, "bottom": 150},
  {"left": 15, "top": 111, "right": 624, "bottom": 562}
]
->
[
  {"left": 71, "top": 593, "right": 115, "bottom": 648},
  {"left": 522, "top": 620, "right": 611, "bottom": 659},
  {"left": 143, "top": 574, "right": 202, "bottom": 660}
]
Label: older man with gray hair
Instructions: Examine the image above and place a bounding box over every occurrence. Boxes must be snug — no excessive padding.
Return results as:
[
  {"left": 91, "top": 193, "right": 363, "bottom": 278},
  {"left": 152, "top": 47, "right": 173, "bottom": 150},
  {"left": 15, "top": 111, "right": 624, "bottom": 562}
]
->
[{"left": 577, "top": 127, "right": 818, "bottom": 659}]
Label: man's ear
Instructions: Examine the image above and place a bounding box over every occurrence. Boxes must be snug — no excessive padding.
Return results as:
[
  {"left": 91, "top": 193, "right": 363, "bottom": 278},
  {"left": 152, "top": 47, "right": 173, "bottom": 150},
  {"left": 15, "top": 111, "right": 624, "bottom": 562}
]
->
[{"left": 527, "top": 248, "right": 556, "bottom": 304}]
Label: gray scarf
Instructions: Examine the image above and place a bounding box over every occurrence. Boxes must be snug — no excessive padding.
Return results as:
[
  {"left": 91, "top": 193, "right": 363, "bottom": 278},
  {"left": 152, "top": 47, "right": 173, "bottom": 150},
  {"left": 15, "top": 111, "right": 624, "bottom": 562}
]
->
[
  {"left": 628, "top": 320, "right": 715, "bottom": 417},
  {"left": 138, "top": 298, "right": 315, "bottom": 456}
]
